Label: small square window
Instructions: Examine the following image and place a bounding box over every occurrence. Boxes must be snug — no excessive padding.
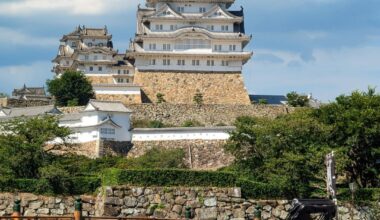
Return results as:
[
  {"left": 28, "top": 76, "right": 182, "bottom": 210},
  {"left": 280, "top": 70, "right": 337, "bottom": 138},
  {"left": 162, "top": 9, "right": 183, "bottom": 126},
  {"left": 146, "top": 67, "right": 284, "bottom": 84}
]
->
[
  {"left": 89, "top": 66, "right": 94, "bottom": 71},
  {"left": 98, "top": 66, "right": 102, "bottom": 71},
  {"left": 85, "top": 55, "right": 89, "bottom": 60}
]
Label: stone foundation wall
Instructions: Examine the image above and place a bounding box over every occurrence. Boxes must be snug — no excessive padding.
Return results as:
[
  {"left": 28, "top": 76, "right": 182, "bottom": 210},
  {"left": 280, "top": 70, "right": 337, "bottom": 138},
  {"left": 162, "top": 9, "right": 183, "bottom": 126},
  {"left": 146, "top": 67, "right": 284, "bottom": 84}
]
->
[
  {"left": 45, "top": 141, "right": 99, "bottom": 159},
  {"left": 129, "top": 104, "right": 293, "bottom": 127},
  {"left": 130, "top": 140, "right": 234, "bottom": 170},
  {"left": 0, "top": 187, "right": 374, "bottom": 220},
  {"left": 134, "top": 71, "right": 251, "bottom": 105},
  {"left": 5, "top": 99, "right": 53, "bottom": 108},
  {"left": 87, "top": 76, "right": 115, "bottom": 84},
  {"left": 0, "top": 98, "right": 7, "bottom": 107},
  {"left": 0, "top": 193, "right": 96, "bottom": 217},
  {"left": 96, "top": 94, "right": 142, "bottom": 105}
]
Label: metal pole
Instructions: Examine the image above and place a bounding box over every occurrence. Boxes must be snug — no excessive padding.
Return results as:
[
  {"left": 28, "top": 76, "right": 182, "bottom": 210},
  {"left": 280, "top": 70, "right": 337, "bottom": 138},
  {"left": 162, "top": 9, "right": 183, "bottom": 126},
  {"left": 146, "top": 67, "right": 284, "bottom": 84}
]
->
[
  {"left": 11, "top": 200, "right": 21, "bottom": 220},
  {"left": 74, "top": 197, "right": 82, "bottom": 220}
]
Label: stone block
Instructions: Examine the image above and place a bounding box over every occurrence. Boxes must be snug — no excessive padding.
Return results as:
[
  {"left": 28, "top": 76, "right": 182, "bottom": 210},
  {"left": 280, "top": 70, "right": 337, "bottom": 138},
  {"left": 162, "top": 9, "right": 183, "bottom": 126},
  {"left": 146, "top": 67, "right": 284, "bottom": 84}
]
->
[
  {"left": 199, "top": 207, "right": 218, "bottom": 220},
  {"left": 204, "top": 197, "right": 217, "bottom": 207},
  {"left": 37, "top": 208, "right": 50, "bottom": 215},
  {"left": 124, "top": 197, "right": 137, "bottom": 208},
  {"left": 132, "top": 187, "right": 144, "bottom": 197},
  {"left": 29, "top": 201, "right": 44, "bottom": 209},
  {"left": 23, "top": 209, "right": 36, "bottom": 217}
]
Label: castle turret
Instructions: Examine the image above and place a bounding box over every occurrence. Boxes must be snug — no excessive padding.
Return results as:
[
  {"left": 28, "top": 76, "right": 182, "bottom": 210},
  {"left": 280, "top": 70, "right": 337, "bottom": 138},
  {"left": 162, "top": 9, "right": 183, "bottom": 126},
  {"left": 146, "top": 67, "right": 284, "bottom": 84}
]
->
[{"left": 129, "top": 0, "right": 252, "bottom": 104}]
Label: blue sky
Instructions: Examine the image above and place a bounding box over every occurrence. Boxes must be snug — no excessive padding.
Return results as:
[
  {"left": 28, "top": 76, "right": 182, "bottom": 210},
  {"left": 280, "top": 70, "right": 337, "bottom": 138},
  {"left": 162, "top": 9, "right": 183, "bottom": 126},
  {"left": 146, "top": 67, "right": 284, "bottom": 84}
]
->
[{"left": 0, "top": 0, "right": 379, "bottom": 102}]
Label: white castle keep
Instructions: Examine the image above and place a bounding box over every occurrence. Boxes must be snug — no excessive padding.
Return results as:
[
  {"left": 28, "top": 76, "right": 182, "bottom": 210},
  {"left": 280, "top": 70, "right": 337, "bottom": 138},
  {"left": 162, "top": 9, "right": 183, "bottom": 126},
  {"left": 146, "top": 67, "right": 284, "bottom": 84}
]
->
[{"left": 52, "top": 0, "right": 253, "bottom": 105}]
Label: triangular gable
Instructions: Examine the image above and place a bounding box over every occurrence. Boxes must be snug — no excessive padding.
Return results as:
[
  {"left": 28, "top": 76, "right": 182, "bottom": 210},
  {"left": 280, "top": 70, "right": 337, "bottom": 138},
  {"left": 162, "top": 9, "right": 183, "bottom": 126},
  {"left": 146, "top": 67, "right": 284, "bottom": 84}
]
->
[
  {"left": 0, "top": 109, "right": 7, "bottom": 117},
  {"left": 203, "top": 5, "right": 237, "bottom": 19},
  {"left": 84, "top": 102, "right": 97, "bottom": 111},
  {"left": 99, "top": 116, "right": 122, "bottom": 128},
  {"left": 152, "top": 3, "right": 183, "bottom": 18}
]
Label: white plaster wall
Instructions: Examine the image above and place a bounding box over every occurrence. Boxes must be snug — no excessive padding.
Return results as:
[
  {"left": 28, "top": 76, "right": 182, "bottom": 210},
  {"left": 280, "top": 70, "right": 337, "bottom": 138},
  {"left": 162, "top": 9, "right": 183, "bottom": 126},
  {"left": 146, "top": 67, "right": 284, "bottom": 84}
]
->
[
  {"left": 132, "top": 128, "right": 231, "bottom": 141},
  {"left": 94, "top": 86, "right": 141, "bottom": 95},
  {"left": 83, "top": 39, "right": 108, "bottom": 47}
]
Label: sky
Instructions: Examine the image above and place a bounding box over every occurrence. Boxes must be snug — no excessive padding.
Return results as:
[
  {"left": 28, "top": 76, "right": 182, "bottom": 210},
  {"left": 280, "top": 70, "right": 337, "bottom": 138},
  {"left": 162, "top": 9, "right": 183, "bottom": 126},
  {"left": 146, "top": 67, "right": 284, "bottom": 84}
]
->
[{"left": 0, "top": 0, "right": 379, "bottom": 102}]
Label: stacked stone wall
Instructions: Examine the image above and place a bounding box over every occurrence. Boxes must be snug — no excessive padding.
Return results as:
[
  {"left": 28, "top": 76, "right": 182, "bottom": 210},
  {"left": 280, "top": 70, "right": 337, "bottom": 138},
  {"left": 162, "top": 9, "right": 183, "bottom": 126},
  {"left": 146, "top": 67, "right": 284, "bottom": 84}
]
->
[
  {"left": 130, "top": 140, "right": 234, "bottom": 170},
  {"left": 96, "top": 94, "right": 142, "bottom": 105},
  {"left": 133, "top": 71, "right": 251, "bottom": 105},
  {"left": 129, "top": 104, "right": 293, "bottom": 127},
  {"left": 0, "top": 187, "right": 375, "bottom": 220},
  {"left": 6, "top": 98, "right": 53, "bottom": 108}
]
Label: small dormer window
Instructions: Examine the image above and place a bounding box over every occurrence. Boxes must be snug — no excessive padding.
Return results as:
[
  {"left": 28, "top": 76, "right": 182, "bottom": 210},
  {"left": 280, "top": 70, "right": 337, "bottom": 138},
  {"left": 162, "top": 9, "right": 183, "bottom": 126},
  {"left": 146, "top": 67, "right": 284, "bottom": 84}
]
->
[
  {"left": 88, "top": 43, "right": 93, "bottom": 47},
  {"left": 71, "top": 42, "right": 77, "bottom": 48},
  {"left": 199, "top": 7, "right": 206, "bottom": 13}
]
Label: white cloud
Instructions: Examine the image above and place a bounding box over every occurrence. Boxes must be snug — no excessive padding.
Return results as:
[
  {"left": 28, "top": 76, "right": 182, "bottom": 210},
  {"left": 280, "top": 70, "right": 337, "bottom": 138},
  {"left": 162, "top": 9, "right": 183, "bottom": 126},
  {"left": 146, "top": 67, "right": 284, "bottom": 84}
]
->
[
  {"left": 244, "top": 46, "right": 380, "bottom": 101},
  {"left": 0, "top": 27, "right": 56, "bottom": 47},
  {"left": 0, "top": 0, "right": 143, "bottom": 16},
  {"left": 0, "top": 61, "right": 52, "bottom": 94}
]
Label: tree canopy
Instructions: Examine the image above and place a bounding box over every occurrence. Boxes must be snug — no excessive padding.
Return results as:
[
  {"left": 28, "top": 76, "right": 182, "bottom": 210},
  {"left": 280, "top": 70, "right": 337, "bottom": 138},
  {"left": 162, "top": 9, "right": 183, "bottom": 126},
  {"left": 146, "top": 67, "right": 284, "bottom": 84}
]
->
[
  {"left": 225, "top": 88, "right": 380, "bottom": 197},
  {"left": 286, "top": 91, "right": 310, "bottom": 107},
  {"left": 47, "top": 70, "right": 94, "bottom": 106}
]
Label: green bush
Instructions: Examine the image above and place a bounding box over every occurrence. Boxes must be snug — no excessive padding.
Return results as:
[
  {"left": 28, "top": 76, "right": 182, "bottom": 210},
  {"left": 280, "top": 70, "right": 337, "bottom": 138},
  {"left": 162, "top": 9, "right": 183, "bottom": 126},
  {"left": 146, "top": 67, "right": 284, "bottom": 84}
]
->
[
  {"left": 149, "top": 120, "right": 165, "bottom": 128},
  {"left": 0, "top": 177, "right": 100, "bottom": 195},
  {"left": 101, "top": 169, "right": 288, "bottom": 199},
  {"left": 337, "top": 188, "right": 380, "bottom": 202},
  {"left": 182, "top": 120, "right": 204, "bottom": 127}
]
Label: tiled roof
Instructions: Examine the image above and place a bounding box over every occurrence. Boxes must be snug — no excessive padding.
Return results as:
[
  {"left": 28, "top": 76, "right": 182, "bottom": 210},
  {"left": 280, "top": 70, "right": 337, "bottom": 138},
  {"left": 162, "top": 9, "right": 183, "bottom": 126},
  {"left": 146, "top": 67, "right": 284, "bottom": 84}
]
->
[
  {"left": 0, "top": 105, "right": 62, "bottom": 119},
  {"left": 86, "top": 100, "right": 133, "bottom": 113},
  {"left": 249, "top": 95, "right": 288, "bottom": 105}
]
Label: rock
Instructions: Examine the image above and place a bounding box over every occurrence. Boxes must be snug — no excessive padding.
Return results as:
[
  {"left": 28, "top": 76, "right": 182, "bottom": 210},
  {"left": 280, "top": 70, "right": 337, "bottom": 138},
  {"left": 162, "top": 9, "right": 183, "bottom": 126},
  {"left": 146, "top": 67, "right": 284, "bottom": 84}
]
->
[
  {"left": 59, "top": 203, "right": 65, "bottom": 210},
  {"left": 175, "top": 197, "right": 186, "bottom": 205},
  {"left": 228, "top": 188, "right": 241, "bottom": 198},
  {"left": 82, "top": 203, "right": 92, "bottom": 211},
  {"left": 187, "top": 200, "right": 202, "bottom": 208},
  {"left": 153, "top": 209, "right": 167, "bottom": 218},
  {"left": 233, "top": 209, "right": 245, "bottom": 218},
  {"left": 55, "top": 198, "right": 62, "bottom": 204},
  {"left": 172, "top": 205, "right": 182, "bottom": 214},
  {"left": 285, "top": 204, "right": 292, "bottom": 211},
  {"left": 242, "top": 202, "right": 251, "bottom": 208},
  {"left": 24, "top": 209, "right": 36, "bottom": 217},
  {"left": 121, "top": 208, "right": 135, "bottom": 215},
  {"left": 144, "top": 188, "right": 153, "bottom": 195},
  {"left": 262, "top": 211, "right": 271, "bottom": 220},
  {"left": 263, "top": 205, "right": 272, "bottom": 212},
  {"left": 80, "top": 195, "right": 95, "bottom": 204},
  {"left": 153, "top": 194, "right": 162, "bottom": 204},
  {"left": 204, "top": 197, "right": 217, "bottom": 207},
  {"left": 105, "top": 187, "right": 113, "bottom": 197},
  {"left": 124, "top": 197, "right": 137, "bottom": 208},
  {"left": 277, "top": 200, "right": 288, "bottom": 205},
  {"left": 0, "top": 211, "right": 5, "bottom": 217},
  {"left": 200, "top": 207, "right": 218, "bottom": 220},
  {"left": 146, "top": 205, "right": 156, "bottom": 216},
  {"left": 246, "top": 206, "right": 255, "bottom": 214},
  {"left": 132, "top": 187, "right": 144, "bottom": 197},
  {"left": 105, "top": 197, "right": 123, "bottom": 206},
  {"left": 21, "top": 194, "right": 39, "bottom": 202},
  {"left": 272, "top": 207, "right": 281, "bottom": 217},
  {"left": 280, "top": 210, "right": 288, "bottom": 219},
  {"left": 37, "top": 208, "right": 50, "bottom": 215},
  {"left": 103, "top": 205, "right": 120, "bottom": 216},
  {"left": 29, "top": 201, "right": 44, "bottom": 209},
  {"left": 50, "top": 209, "right": 64, "bottom": 215}
]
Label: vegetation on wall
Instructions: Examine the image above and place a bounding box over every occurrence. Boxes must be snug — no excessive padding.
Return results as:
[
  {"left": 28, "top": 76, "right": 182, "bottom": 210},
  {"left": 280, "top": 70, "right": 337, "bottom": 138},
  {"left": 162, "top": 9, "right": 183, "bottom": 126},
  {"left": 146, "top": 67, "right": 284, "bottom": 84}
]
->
[
  {"left": 286, "top": 91, "right": 310, "bottom": 107},
  {"left": 225, "top": 88, "right": 380, "bottom": 198},
  {"left": 47, "top": 70, "right": 94, "bottom": 106}
]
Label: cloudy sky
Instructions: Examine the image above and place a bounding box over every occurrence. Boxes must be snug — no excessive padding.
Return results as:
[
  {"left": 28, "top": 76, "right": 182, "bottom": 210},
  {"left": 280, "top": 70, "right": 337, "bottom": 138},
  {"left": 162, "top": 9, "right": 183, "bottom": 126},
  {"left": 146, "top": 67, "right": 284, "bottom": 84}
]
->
[{"left": 0, "top": 0, "right": 379, "bottom": 101}]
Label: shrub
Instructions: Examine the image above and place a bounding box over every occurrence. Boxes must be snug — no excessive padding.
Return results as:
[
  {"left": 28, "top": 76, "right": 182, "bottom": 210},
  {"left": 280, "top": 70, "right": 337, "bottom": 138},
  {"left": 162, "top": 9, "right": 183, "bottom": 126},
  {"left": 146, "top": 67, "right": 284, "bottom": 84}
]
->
[
  {"left": 193, "top": 91, "right": 204, "bottom": 105},
  {"left": 156, "top": 93, "right": 166, "bottom": 103},
  {"left": 149, "top": 120, "right": 165, "bottom": 128},
  {"left": 182, "top": 120, "right": 204, "bottom": 127}
]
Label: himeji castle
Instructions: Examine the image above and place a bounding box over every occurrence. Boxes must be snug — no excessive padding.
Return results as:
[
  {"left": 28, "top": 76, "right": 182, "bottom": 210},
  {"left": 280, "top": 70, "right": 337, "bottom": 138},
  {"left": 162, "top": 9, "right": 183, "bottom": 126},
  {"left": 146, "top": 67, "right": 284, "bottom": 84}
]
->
[{"left": 53, "top": 0, "right": 253, "bottom": 105}]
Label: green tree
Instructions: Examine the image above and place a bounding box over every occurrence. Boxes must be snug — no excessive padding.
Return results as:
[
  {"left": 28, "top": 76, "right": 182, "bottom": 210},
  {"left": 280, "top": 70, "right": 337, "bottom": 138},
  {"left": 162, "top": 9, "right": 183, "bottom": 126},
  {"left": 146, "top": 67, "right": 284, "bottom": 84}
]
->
[
  {"left": 193, "top": 90, "right": 204, "bottom": 106},
  {"left": 287, "top": 91, "right": 310, "bottom": 107},
  {"left": 314, "top": 88, "right": 380, "bottom": 187},
  {"left": 225, "top": 111, "right": 331, "bottom": 197},
  {"left": 0, "top": 116, "right": 71, "bottom": 178},
  {"left": 47, "top": 70, "right": 94, "bottom": 106},
  {"left": 156, "top": 93, "right": 166, "bottom": 104}
]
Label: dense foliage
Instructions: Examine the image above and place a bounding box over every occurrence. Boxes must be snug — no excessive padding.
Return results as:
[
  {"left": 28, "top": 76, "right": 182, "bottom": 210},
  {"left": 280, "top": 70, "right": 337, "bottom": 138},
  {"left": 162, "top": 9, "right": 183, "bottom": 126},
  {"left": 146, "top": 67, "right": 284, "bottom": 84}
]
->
[
  {"left": 47, "top": 70, "right": 94, "bottom": 106},
  {"left": 225, "top": 89, "right": 380, "bottom": 197},
  {"left": 286, "top": 91, "right": 310, "bottom": 107}
]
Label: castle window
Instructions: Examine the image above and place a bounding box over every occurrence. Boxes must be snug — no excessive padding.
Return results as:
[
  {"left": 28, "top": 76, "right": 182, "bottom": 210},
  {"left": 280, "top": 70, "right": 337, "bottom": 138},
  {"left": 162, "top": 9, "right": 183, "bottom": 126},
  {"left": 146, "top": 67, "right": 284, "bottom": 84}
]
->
[
  {"left": 124, "top": 70, "right": 128, "bottom": 74},
  {"left": 85, "top": 55, "right": 89, "bottom": 60},
  {"left": 214, "top": 45, "right": 222, "bottom": 51},
  {"left": 94, "top": 55, "right": 98, "bottom": 60},
  {"left": 222, "top": 61, "right": 229, "bottom": 66},
  {"left": 71, "top": 42, "right": 77, "bottom": 48},
  {"left": 99, "top": 43, "right": 104, "bottom": 47},
  {"left": 207, "top": 60, "right": 214, "bottom": 66},
  {"left": 102, "top": 55, "right": 107, "bottom": 60},
  {"left": 229, "top": 45, "right": 237, "bottom": 51},
  {"left": 150, "top": 59, "right": 156, "bottom": 65},
  {"left": 100, "top": 128, "right": 115, "bottom": 135},
  {"left": 177, "top": 60, "right": 185, "bottom": 66},
  {"left": 89, "top": 66, "right": 94, "bottom": 71},
  {"left": 199, "top": 7, "right": 206, "bottom": 13},
  {"left": 98, "top": 66, "right": 102, "bottom": 71},
  {"left": 126, "top": 78, "right": 130, "bottom": 83},
  {"left": 155, "top": 24, "right": 163, "bottom": 31},
  {"left": 118, "top": 70, "right": 121, "bottom": 74},
  {"left": 163, "top": 44, "right": 171, "bottom": 51},
  {"left": 163, "top": 59, "right": 171, "bottom": 66},
  {"left": 117, "top": 78, "right": 124, "bottom": 83},
  {"left": 170, "top": 25, "right": 175, "bottom": 30},
  {"left": 149, "top": 43, "right": 156, "bottom": 50},
  {"left": 177, "top": 7, "right": 184, "bottom": 13},
  {"left": 192, "top": 60, "right": 200, "bottom": 66},
  {"left": 222, "top": 25, "right": 229, "bottom": 31}
]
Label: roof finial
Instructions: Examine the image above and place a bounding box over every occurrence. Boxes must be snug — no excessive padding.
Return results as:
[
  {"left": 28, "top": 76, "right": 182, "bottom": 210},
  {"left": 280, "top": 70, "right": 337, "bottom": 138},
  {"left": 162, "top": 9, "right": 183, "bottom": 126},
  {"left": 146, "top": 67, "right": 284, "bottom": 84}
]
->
[{"left": 104, "top": 25, "right": 108, "bottom": 35}]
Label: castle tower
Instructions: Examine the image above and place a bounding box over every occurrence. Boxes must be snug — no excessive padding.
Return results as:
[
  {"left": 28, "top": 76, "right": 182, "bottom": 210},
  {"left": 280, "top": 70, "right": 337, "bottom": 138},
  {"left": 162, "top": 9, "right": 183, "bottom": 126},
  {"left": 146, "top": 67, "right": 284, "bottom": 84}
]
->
[
  {"left": 52, "top": 26, "right": 142, "bottom": 104},
  {"left": 129, "top": 0, "right": 253, "bottom": 104}
]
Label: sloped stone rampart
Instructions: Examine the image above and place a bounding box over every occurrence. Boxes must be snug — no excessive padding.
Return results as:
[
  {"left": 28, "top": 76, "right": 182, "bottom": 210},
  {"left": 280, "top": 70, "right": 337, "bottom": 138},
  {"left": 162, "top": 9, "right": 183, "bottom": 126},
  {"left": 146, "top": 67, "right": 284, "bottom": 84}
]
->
[
  {"left": 129, "top": 104, "right": 293, "bottom": 127},
  {"left": 133, "top": 71, "right": 251, "bottom": 105},
  {"left": 0, "top": 188, "right": 374, "bottom": 220},
  {"left": 96, "top": 94, "right": 142, "bottom": 105},
  {"left": 130, "top": 140, "right": 234, "bottom": 170}
]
